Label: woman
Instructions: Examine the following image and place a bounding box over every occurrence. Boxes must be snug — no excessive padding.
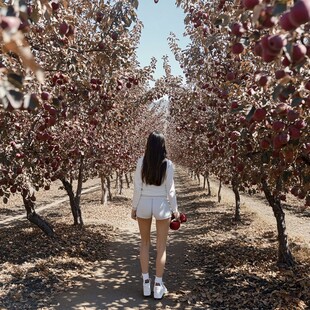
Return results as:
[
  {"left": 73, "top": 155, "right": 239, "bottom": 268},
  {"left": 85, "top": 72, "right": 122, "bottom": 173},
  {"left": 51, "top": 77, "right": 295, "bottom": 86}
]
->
[{"left": 131, "top": 131, "right": 180, "bottom": 300}]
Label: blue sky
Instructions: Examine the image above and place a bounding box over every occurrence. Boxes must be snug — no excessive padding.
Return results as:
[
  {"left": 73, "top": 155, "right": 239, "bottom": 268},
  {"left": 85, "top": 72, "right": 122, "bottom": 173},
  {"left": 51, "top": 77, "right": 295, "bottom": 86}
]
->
[{"left": 136, "top": 0, "right": 189, "bottom": 80}]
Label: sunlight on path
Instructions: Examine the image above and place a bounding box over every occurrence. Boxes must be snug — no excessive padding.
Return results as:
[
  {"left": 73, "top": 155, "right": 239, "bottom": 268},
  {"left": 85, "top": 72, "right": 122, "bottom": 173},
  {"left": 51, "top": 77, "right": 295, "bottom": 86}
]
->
[
  {"left": 49, "top": 169, "right": 200, "bottom": 310},
  {"left": 0, "top": 183, "right": 100, "bottom": 227},
  {"left": 208, "top": 177, "right": 310, "bottom": 249},
  {"left": 48, "top": 166, "right": 310, "bottom": 309}
]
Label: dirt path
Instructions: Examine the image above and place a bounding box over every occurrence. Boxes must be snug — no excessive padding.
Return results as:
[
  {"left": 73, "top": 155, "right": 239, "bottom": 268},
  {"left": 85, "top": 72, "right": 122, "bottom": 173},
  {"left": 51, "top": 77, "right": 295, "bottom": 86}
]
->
[
  {"left": 47, "top": 168, "right": 309, "bottom": 309},
  {"left": 48, "top": 227, "right": 190, "bottom": 310},
  {"left": 1, "top": 168, "right": 309, "bottom": 309},
  {"left": 205, "top": 177, "right": 310, "bottom": 249},
  {"left": 0, "top": 185, "right": 100, "bottom": 228},
  {"left": 48, "top": 170, "right": 199, "bottom": 310}
]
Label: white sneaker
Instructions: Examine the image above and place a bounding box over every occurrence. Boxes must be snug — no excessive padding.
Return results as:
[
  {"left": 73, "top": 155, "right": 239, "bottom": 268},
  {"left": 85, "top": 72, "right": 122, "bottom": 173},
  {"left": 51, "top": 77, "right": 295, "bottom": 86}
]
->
[
  {"left": 143, "top": 279, "right": 151, "bottom": 297},
  {"left": 153, "top": 282, "right": 168, "bottom": 300}
]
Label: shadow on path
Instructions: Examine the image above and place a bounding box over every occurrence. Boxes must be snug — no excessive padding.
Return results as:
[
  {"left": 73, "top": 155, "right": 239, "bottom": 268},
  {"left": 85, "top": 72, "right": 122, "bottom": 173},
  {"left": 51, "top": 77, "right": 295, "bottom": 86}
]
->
[
  {"left": 49, "top": 169, "right": 204, "bottom": 310},
  {"left": 50, "top": 227, "right": 196, "bottom": 310}
]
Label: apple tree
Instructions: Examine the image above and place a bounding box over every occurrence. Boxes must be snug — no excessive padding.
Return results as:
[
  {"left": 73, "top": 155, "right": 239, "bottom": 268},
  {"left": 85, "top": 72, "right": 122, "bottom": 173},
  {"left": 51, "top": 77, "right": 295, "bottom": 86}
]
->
[
  {"left": 166, "top": 0, "right": 309, "bottom": 267},
  {"left": 0, "top": 0, "right": 160, "bottom": 231}
]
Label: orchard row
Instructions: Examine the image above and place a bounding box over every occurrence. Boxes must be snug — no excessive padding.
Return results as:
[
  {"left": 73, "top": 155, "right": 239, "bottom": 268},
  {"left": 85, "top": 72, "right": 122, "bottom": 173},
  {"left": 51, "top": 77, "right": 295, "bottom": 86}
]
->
[
  {"left": 0, "top": 0, "right": 309, "bottom": 267},
  {"left": 0, "top": 1, "right": 165, "bottom": 230},
  {"left": 163, "top": 0, "right": 309, "bottom": 267}
]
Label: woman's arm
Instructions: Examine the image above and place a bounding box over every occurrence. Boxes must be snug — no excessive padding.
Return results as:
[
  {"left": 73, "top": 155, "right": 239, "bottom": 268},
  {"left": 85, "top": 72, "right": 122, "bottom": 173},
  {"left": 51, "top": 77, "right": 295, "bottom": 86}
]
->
[
  {"left": 132, "top": 158, "right": 143, "bottom": 217},
  {"left": 166, "top": 161, "right": 178, "bottom": 216}
]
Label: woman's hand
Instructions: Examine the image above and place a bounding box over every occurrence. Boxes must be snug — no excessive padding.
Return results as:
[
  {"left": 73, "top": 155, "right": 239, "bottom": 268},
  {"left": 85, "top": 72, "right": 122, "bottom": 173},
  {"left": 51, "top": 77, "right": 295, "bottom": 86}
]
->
[
  {"left": 131, "top": 209, "right": 137, "bottom": 220},
  {"left": 172, "top": 211, "right": 180, "bottom": 221}
]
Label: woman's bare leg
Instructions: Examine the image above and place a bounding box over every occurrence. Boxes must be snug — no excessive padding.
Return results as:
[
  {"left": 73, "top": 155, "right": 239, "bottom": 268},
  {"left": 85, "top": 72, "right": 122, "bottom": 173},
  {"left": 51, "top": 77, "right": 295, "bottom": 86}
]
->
[
  {"left": 155, "top": 218, "right": 170, "bottom": 278},
  {"left": 137, "top": 217, "right": 152, "bottom": 274}
]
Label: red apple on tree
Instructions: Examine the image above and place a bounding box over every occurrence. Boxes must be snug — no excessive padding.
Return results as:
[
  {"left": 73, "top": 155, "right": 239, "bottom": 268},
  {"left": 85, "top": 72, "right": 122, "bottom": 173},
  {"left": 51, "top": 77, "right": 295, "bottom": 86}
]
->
[
  {"left": 51, "top": 1, "right": 60, "bottom": 11},
  {"left": 292, "top": 43, "right": 307, "bottom": 63},
  {"left": 59, "top": 21, "right": 69, "bottom": 35},
  {"left": 260, "top": 139, "right": 270, "bottom": 150},
  {"left": 275, "top": 70, "right": 287, "bottom": 80},
  {"left": 96, "top": 12, "right": 104, "bottom": 22},
  {"left": 231, "top": 42, "right": 244, "bottom": 54},
  {"left": 252, "top": 107, "right": 267, "bottom": 122},
  {"left": 231, "top": 22, "right": 245, "bottom": 36},
  {"left": 289, "top": 0, "right": 310, "bottom": 27},
  {"left": 41, "top": 92, "right": 51, "bottom": 101},
  {"left": 243, "top": 0, "right": 260, "bottom": 10},
  {"left": 279, "top": 12, "right": 296, "bottom": 31}
]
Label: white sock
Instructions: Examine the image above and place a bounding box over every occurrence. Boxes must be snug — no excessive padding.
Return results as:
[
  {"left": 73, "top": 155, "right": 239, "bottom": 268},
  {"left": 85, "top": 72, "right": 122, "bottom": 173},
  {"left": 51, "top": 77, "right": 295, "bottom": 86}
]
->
[
  {"left": 155, "top": 276, "right": 162, "bottom": 284},
  {"left": 142, "top": 273, "right": 149, "bottom": 282}
]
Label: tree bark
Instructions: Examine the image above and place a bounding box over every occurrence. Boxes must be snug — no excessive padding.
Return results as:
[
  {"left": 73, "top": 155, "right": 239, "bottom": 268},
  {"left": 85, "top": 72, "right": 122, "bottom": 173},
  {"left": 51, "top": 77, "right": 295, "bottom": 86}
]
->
[
  {"left": 218, "top": 178, "right": 222, "bottom": 203},
  {"left": 61, "top": 178, "right": 78, "bottom": 225},
  {"left": 262, "top": 179, "right": 295, "bottom": 267},
  {"left": 100, "top": 174, "right": 108, "bottom": 206},
  {"left": 119, "top": 172, "right": 123, "bottom": 195},
  {"left": 22, "top": 191, "right": 54, "bottom": 237},
  {"left": 61, "top": 156, "right": 84, "bottom": 225},
  {"left": 106, "top": 176, "right": 112, "bottom": 201},
  {"left": 232, "top": 176, "right": 241, "bottom": 221},
  {"left": 115, "top": 171, "right": 119, "bottom": 189},
  {"left": 74, "top": 155, "right": 84, "bottom": 225},
  {"left": 204, "top": 172, "right": 211, "bottom": 196},
  {"left": 196, "top": 172, "right": 200, "bottom": 185},
  {"left": 207, "top": 177, "right": 211, "bottom": 196},
  {"left": 125, "top": 173, "right": 130, "bottom": 188}
]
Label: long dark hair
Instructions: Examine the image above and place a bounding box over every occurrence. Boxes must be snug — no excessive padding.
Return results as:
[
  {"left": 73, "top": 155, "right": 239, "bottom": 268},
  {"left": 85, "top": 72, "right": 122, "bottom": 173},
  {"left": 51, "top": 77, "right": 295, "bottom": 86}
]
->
[{"left": 142, "top": 131, "right": 167, "bottom": 186}]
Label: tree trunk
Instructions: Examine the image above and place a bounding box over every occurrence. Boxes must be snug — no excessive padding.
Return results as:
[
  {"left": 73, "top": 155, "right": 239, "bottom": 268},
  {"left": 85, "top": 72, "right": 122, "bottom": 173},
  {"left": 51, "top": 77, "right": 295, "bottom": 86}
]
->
[
  {"left": 262, "top": 179, "right": 295, "bottom": 267},
  {"left": 22, "top": 191, "right": 54, "bottom": 237},
  {"left": 204, "top": 172, "right": 211, "bottom": 196},
  {"left": 100, "top": 174, "right": 108, "bottom": 206},
  {"left": 125, "top": 173, "right": 130, "bottom": 188},
  {"left": 61, "top": 156, "right": 84, "bottom": 226},
  {"left": 232, "top": 177, "right": 241, "bottom": 221},
  {"left": 207, "top": 177, "right": 211, "bottom": 196},
  {"left": 74, "top": 155, "right": 84, "bottom": 225},
  {"left": 196, "top": 173, "right": 200, "bottom": 185},
  {"left": 119, "top": 172, "right": 123, "bottom": 195},
  {"left": 106, "top": 176, "right": 112, "bottom": 201},
  {"left": 61, "top": 178, "right": 79, "bottom": 225},
  {"left": 218, "top": 178, "right": 222, "bottom": 203},
  {"left": 115, "top": 171, "right": 119, "bottom": 189}
]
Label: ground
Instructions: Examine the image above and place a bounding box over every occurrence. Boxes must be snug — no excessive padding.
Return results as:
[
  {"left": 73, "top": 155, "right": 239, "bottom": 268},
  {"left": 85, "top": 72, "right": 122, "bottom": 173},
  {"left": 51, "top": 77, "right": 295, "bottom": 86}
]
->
[{"left": 0, "top": 168, "right": 309, "bottom": 310}]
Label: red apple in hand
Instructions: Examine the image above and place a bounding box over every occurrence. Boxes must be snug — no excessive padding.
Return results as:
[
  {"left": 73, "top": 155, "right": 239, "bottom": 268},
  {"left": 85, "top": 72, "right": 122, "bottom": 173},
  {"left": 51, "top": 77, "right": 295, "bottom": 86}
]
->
[
  {"left": 170, "top": 220, "right": 180, "bottom": 230},
  {"left": 180, "top": 213, "right": 187, "bottom": 223}
]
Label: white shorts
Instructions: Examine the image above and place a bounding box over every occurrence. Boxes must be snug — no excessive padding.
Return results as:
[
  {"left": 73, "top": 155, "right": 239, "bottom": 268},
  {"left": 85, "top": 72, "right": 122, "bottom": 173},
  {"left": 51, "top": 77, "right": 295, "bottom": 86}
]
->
[{"left": 136, "top": 196, "right": 171, "bottom": 220}]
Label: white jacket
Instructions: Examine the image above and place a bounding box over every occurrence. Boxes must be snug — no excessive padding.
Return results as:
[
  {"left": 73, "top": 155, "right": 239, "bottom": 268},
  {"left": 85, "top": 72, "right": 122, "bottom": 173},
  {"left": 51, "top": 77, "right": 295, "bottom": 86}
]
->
[{"left": 132, "top": 157, "right": 178, "bottom": 212}]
